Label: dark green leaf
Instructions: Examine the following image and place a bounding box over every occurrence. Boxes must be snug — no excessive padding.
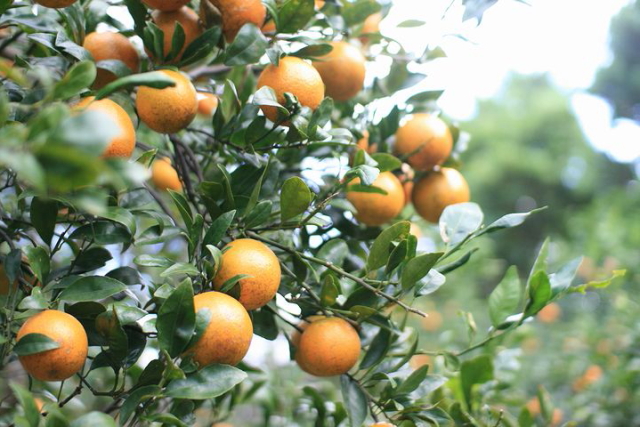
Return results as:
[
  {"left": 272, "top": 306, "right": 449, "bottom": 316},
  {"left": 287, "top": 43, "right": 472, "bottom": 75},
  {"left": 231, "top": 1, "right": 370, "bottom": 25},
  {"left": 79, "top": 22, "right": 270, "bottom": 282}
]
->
[
  {"left": 340, "top": 375, "right": 368, "bottom": 427},
  {"left": 278, "top": 0, "right": 315, "bottom": 33},
  {"left": 165, "top": 364, "right": 247, "bottom": 399},
  {"left": 14, "top": 333, "right": 60, "bottom": 356},
  {"left": 134, "top": 254, "right": 174, "bottom": 268},
  {"left": 23, "top": 245, "right": 49, "bottom": 285},
  {"left": 488, "top": 266, "right": 521, "bottom": 327},
  {"left": 370, "top": 153, "right": 402, "bottom": 172},
  {"left": 203, "top": 210, "right": 236, "bottom": 249},
  {"left": 224, "top": 24, "right": 268, "bottom": 66},
  {"left": 49, "top": 60, "right": 96, "bottom": 101},
  {"left": 360, "top": 327, "right": 392, "bottom": 369},
  {"left": 30, "top": 197, "right": 57, "bottom": 246},
  {"left": 320, "top": 275, "right": 339, "bottom": 306},
  {"left": 396, "top": 364, "right": 428, "bottom": 395},
  {"left": 244, "top": 200, "right": 273, "bottom": 228},
  {"left": 280, "top": 176, "right": 312, "bottom": 221},
  {"left": 401, "top": 252, "right": 443, "bottom": 290},
  {"left": 94, "top": 71, "right": 175, "bottom": 100},
  {"left": 119, "top": 385, "right": 162, "bottom": 427},
  {"left": 367, "top": 221, "right": 411, "bottom": 271},
  {"left": 291, "top": 43, "right": 333, "bottom": 59},
  {"left": 157, "top": 280, "right": 195, "bottom": 358},
  {"left": 59, "top": 276, "right": 126, "bottom": 302},
  {"left": 460, "top": 355, "right": 493, "bottom": 410}
]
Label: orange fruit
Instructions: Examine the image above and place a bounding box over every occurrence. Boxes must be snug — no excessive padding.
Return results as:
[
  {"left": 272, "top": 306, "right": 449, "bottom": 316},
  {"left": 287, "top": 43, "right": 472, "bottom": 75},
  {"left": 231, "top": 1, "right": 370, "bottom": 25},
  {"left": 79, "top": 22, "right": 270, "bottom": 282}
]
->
[
  {"left": 360, "top": 12, "right": 382, "bottom": 44},
  {"left": 409, "top": 222, "right": 422, "bottom": 238},
  {"left": 136, "top": 69, "right": 198, "bottom": 134},
  {"left": 409, "top": 354, "right": 430, "bottom": 370},
  {"left": 291, "top": 315, "right": 326, "bottom": 347},
  {"left": 212, "top": 239, "right": 281, "bottom": 311},
  {"left": 421, "top": 310, "right": 443, "bottom": 331},
  {"left": 261, "top": 20, "right": 276, "bottom": 34},
  {"left": 16, "top": 310, "right": 88, "bottom": 381},
  {"left": 256, "top": 56, "right": 325, "bottom": 123},
  {"left": 584, "top": 364, "right": 603, "bottom": 383},
  {"left": 537, "top": 302, "right": 561, "bottom": 323},
  {"left": 196, "top": 92, "right": 218, "bottom": 116},
  {"left": 34, "top": 0, "right": 76, "bottom": 8},
  {"left": 294, "top": 317, "right": 360, "bottom": 377},
  {"left": 315, "top": 0, "right": 325, "bottom": 8},
  {"left": 312, "top": 41, "right": 366, "bottom": 102},
  {"left": 370, "top": 423, "right": 395, "bottom": 427},
  {"left": 143, "top": 0, "right": 189, "bottom": 11},
  {"left": 394, "top": 114, "right": 453, "bottom": 171},
  {"left": 151, "top": 6, "right": 202, "bottom": 62},
  {"left": 151, "top": 157, "right": 182, "bottom": 191},
  {"left": 210, "top": 0, "right": 266, "bottom": 42},
  {"left": 74, "top": 97, "right": 136, "bottom": 158},
  {"left": 185, "top": 292, "right": 253, "bottom": 367},
  {"left": 346, "top": 171, "right": 405, "bottom": 226},
  {"left": 82, "top": 32, "right": 139, "bottom": 89},
  {"left": 411, "top": 168, "right": 470, "bottom": 223},
  {"left": 349, "top": 130, "right": 374, "bottom": 165}
]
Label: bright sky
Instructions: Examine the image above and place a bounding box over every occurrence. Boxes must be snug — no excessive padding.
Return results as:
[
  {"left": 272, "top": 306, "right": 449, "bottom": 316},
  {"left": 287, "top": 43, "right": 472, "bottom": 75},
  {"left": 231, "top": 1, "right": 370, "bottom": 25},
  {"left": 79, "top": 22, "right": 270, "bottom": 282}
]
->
[{"left": 380, "top": 0, "right": 640, "bottom": 165}]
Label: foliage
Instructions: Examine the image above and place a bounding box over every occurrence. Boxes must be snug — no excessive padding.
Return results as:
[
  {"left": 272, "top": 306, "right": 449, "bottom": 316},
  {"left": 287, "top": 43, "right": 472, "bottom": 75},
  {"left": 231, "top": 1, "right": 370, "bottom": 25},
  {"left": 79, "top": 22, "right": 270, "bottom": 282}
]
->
[{"left": 0, "top": 0, "right": 623, "bottom": 426}]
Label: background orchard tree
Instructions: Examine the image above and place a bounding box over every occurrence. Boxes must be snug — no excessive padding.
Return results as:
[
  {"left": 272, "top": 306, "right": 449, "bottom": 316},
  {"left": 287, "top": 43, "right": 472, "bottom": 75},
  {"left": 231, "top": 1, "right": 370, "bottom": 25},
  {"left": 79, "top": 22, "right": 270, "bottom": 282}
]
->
[{"left": 0, "top": 0, "right": 624, "bottom": 426}]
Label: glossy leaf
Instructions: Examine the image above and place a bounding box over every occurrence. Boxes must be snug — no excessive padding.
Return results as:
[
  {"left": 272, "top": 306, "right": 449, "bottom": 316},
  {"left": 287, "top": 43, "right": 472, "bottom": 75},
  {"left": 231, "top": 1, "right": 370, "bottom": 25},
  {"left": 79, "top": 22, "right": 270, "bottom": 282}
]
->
[
  {"left": 165, "top": 364, "right": 247, "bottom": 399},
  {"left": 157, "top": 280, "right": 195, "bottom": 358}
]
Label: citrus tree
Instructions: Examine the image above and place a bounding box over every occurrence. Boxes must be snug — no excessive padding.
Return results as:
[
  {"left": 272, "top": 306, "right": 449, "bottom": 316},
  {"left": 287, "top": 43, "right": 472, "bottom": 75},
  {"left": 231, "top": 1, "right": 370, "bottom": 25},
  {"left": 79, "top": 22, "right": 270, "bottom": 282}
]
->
[{"left": 0, "top": 0, "right": 623, "bottom": 425}]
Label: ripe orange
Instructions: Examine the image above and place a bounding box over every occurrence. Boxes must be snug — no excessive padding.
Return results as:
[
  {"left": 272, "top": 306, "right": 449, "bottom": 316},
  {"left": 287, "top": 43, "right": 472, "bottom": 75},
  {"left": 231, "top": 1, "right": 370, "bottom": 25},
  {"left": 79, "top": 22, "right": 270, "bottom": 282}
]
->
[
  {"left": 346, "top": 171, "right": 405, "bottom": 226},
  {"left": 143, "top": 0, "right": 189, "bottom": 11},
  {"left": 312, "top": 41, "right": 366, "bottom": 102},
  {"left": 409, "top": 222, "right": 422, "bottom": 238},
  {"left": 74, "top": 96, "right": 136, "bottom": 158},
  {"left": 82, "top": 32, "right": 139, "bottom": 89},
  {"left": 34, "top": 0, "right": 76, "bottom": 8},
  {"left": 360, "top": 12, "right": 382, "bottom": 44},
  {"left": 294, "top": 317, "right": 360, "bottom": 377},
  {"left": 196, "top": 92, "right": 218, "bottom": 116},
  {"left": 421, "top": 310, "right": 443, "bottom": 331},
  {"left": 212, "top": 238, "right": 281, "bottom": 311},
  {"left": 256, "top": 56, "right": 325, "bottom": 123},
  {"left": 411, "top": 167, "right": 470, "bottom": 223},
  {"left": 261, "top": 20, "right": 276, "bottom": 34},
  {"left": 409, "top": 354, "right": 430, "bottom": 370},
  {"left": 315, "top": 0, "right": 325, "bottom": 8},
  {"left": 185, "top": 292, "right": 253, "bottom": 367},
  {"left": 16, "top": 310, "right": 88, "bottom": 381},
  {"left": 151, "top": 157, "right": 182, "bottom": 191},
  {"left": 291, "top": 315, "right": 325, "bottom": 347},
  {"left": 136, "top": 69, "right": 197, "bottom": 134},
  {"left": 151, "top": 6, "right": 203, "bottom": 62},
  {"left": 394, "top": 114, "right": 453, "bottom": 171},
  {"left": 370, "top": 423, "right": 395, "bottom": 427},
  {"left": 210, "top": 0, "right": 266, "bottom": 42},
  {"left": 537, "top": 302, "right": 561, "bottom": 323}
]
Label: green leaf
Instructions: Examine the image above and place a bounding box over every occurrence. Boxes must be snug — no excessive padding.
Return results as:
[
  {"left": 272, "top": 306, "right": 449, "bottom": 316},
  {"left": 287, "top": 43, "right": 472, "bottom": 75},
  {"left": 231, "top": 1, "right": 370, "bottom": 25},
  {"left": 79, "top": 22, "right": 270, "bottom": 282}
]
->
[
  {"left": 118, "top": 385, "right": 162, "bottom": 427},
  {"left": 30, "top": 198, "right": 57, "bottom": 246},
  {"left": 160, "top": 263, "right": 200, "bottom": 278},
  {"left": 277, "top": 0, "right": 315, "bottom": 33},
  {"left": 342, "top": 0, "right": 381, "bottom": 26},
  {"left": 527, "top": 237, "right": 549, "bottom": 287},
  {"left": 439, "top": 202, "right": 483, "bottom": 246},
  {"left": 23, "top": 245, "right": 50, "bottom": 285},
  {"left": 478, "top": 207, "right": 546, "bottom": 236},
  {"left": 70, "top": 412, "right": 116, "bottom": 427},
  {"left": 10, "top": 383, "right": 40, "bottom": 427},
  {"left": 59, "top": 276, "right": 126, "bottom": 302},
  {"left": 460, "top": 355, "right": 493, "bottom": 410},
  {"left": 179, "top": 26, "right": 223, "bottom": 67},
  {"left": 401, "top": 252, "right": 443, "bottom": 290},
  {"left": 96, "top": 60, "right": 133, "bottom": 79},
  {"left": 316, "top": 239, "right": 348, "bottom": 268},
  {"left": 166, "top": 21, "right": 186, "bottom": 62},
  {"left": 386, "top": 239, "right": 408, "bottom": 274},
  {"left": 169, "top": 190, "right": 193, "bottom": 229},
  {"left": 165, "top": 364, "right": 247, "bottom": 399},
  {"left": 13, "top": 333, "right": 60, "bottom": 356},
  {"left": 224, "top": 24, "right": 268, "bottom": 66},
  {"left": 340, "top": 375, "right": 368, "bottom": 427},
  {"left": 101, "top": 207, "right": 137, "bottom": 236},
  {"left": 396, "top": 364, "right": 428, "bottom": 395},
  {"left": 280, "top": 176, "right": 313, "bottom": 222},
  {"left": 49, "top": 60, "right": 96, "bottom": 101},
  {"left": 134, "top": 254, "right": 174, "bottom": 268},
  {"left": 524, "top": 271, "right": 552, "bottom": 317},
  {"left": 203, "top": 210, "right": 236, "bottom": 249},
  {"left": 360, "top": 327, "right": 392, "bottom": 369},
  {"left": 344, "top": 165, "right": 379, "bottom": 186},
  {"left": 320, "top": 275, "right": 339, "bottom": 306},
  {"left": 244, "top": 200, "right": 273, "bottom": 228},
  {"left": 94, "top": 71, "right": 175, "bottom": 100},
  {"left": 157, "top": 280, "right": 195, "bottom": 358},
  {"left": 397, "top": 19, "right": 425, "bottom": 28},
  {"left": 292, "top": 43, "right": 333, "bottom": 59},
  {"left": 219, "top": 274, "right": 251, "bottom": 293},
  {"left": 367, "top": 221, "right": 411, "bottom": 271},
  {"left": 406, "top": 90, "right": 445, "bottom": 105},
  {"left": 488, "top": 266, "right": 521, "bottom": 327},
  {"left": 370, "top": 153, "right": 402, "bottom": 172},
  {"left": 549, "top": 257, "right": 582, "bottom": 295},
  {"left": 569, "top": 270, "right": 626, "bottom": 294}
]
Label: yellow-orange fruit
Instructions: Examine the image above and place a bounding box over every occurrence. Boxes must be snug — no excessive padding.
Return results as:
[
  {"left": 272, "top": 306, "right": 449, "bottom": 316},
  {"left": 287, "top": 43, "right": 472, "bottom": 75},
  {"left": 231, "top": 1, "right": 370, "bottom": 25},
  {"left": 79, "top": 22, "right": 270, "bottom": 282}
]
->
[
  {"left": 409, "top": 222, "right": 422, "bottom": 238},
  {"left": 346, "top": 171, "right": 405, "bottom": 226},
  {"left": 136, "top": 70, "right": 197, "bottom": 134},
  {"left": 185, "top": 292, "right": 253, "bottom": 367},
  {"left": 74, "top": 97, "right": 136, "bottom": 158},
  {"left": 82, "top": 32, "right": 139, "bottom": 89},
  {"left": 261, "top": 20, "right": 276, "bottom": 34},
  {"left": 210, "top": 0, "right": 266, "bottom": 42},
  {"left": 143, "top": 0, "right": 189, "bottom": 11},
  {"left": 411, "top": 168, "right": 470, "bottom": 223},
  {"left": 295, "top": 317, "right": 360, "bottom": 377},
  {"left": 349, "top": 130, "right": 372, "bottom": 165},
  {"left": 291, "top": 315, "right": 326, "bottom": 347},
  {"left": 360, "top": 12, "right": 382, "bottom": 44},
  {"left": 197, "top": 92, "right": 219, "bottom": 116},
  {"left": 312, "top": 41, "right": 366, "bottom": 102},
  {"left": 315, "top": 0, "right": 325, "bottom": 8},
  {"left": 151, "top": 7, "right": 202, "bottom": 62},
  {"left": 16, "top": 310, "right": 88, "bottom": 381},
  {"left": 151, "top": 157, "right": 182, "bottom": 191},
  {"left": 256, "top": 56, "right": 325, "bottom": 123},
  {"left": 212, "top": 239, "right": 281, "bottom": 311},
  {"left": 409, "top": 354, "right": 430, "bottom": 370},
  {"left": 370, "top": 423, "right": 395, "bottom": 427},
  {"left": 421, "top": 310, "right": 443, "bottom": 331},
  {"left": 34, "top": 0, "right": 76, "bottom": 8},
  {"left": 394, "top": 114, "right": 453, "bottom": 171},
  {"left": 574, "top": 364, "right": 603, "bottom": 391},
  {"left": 537, "top": 302, "right": 561, "bottom": 323}
]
